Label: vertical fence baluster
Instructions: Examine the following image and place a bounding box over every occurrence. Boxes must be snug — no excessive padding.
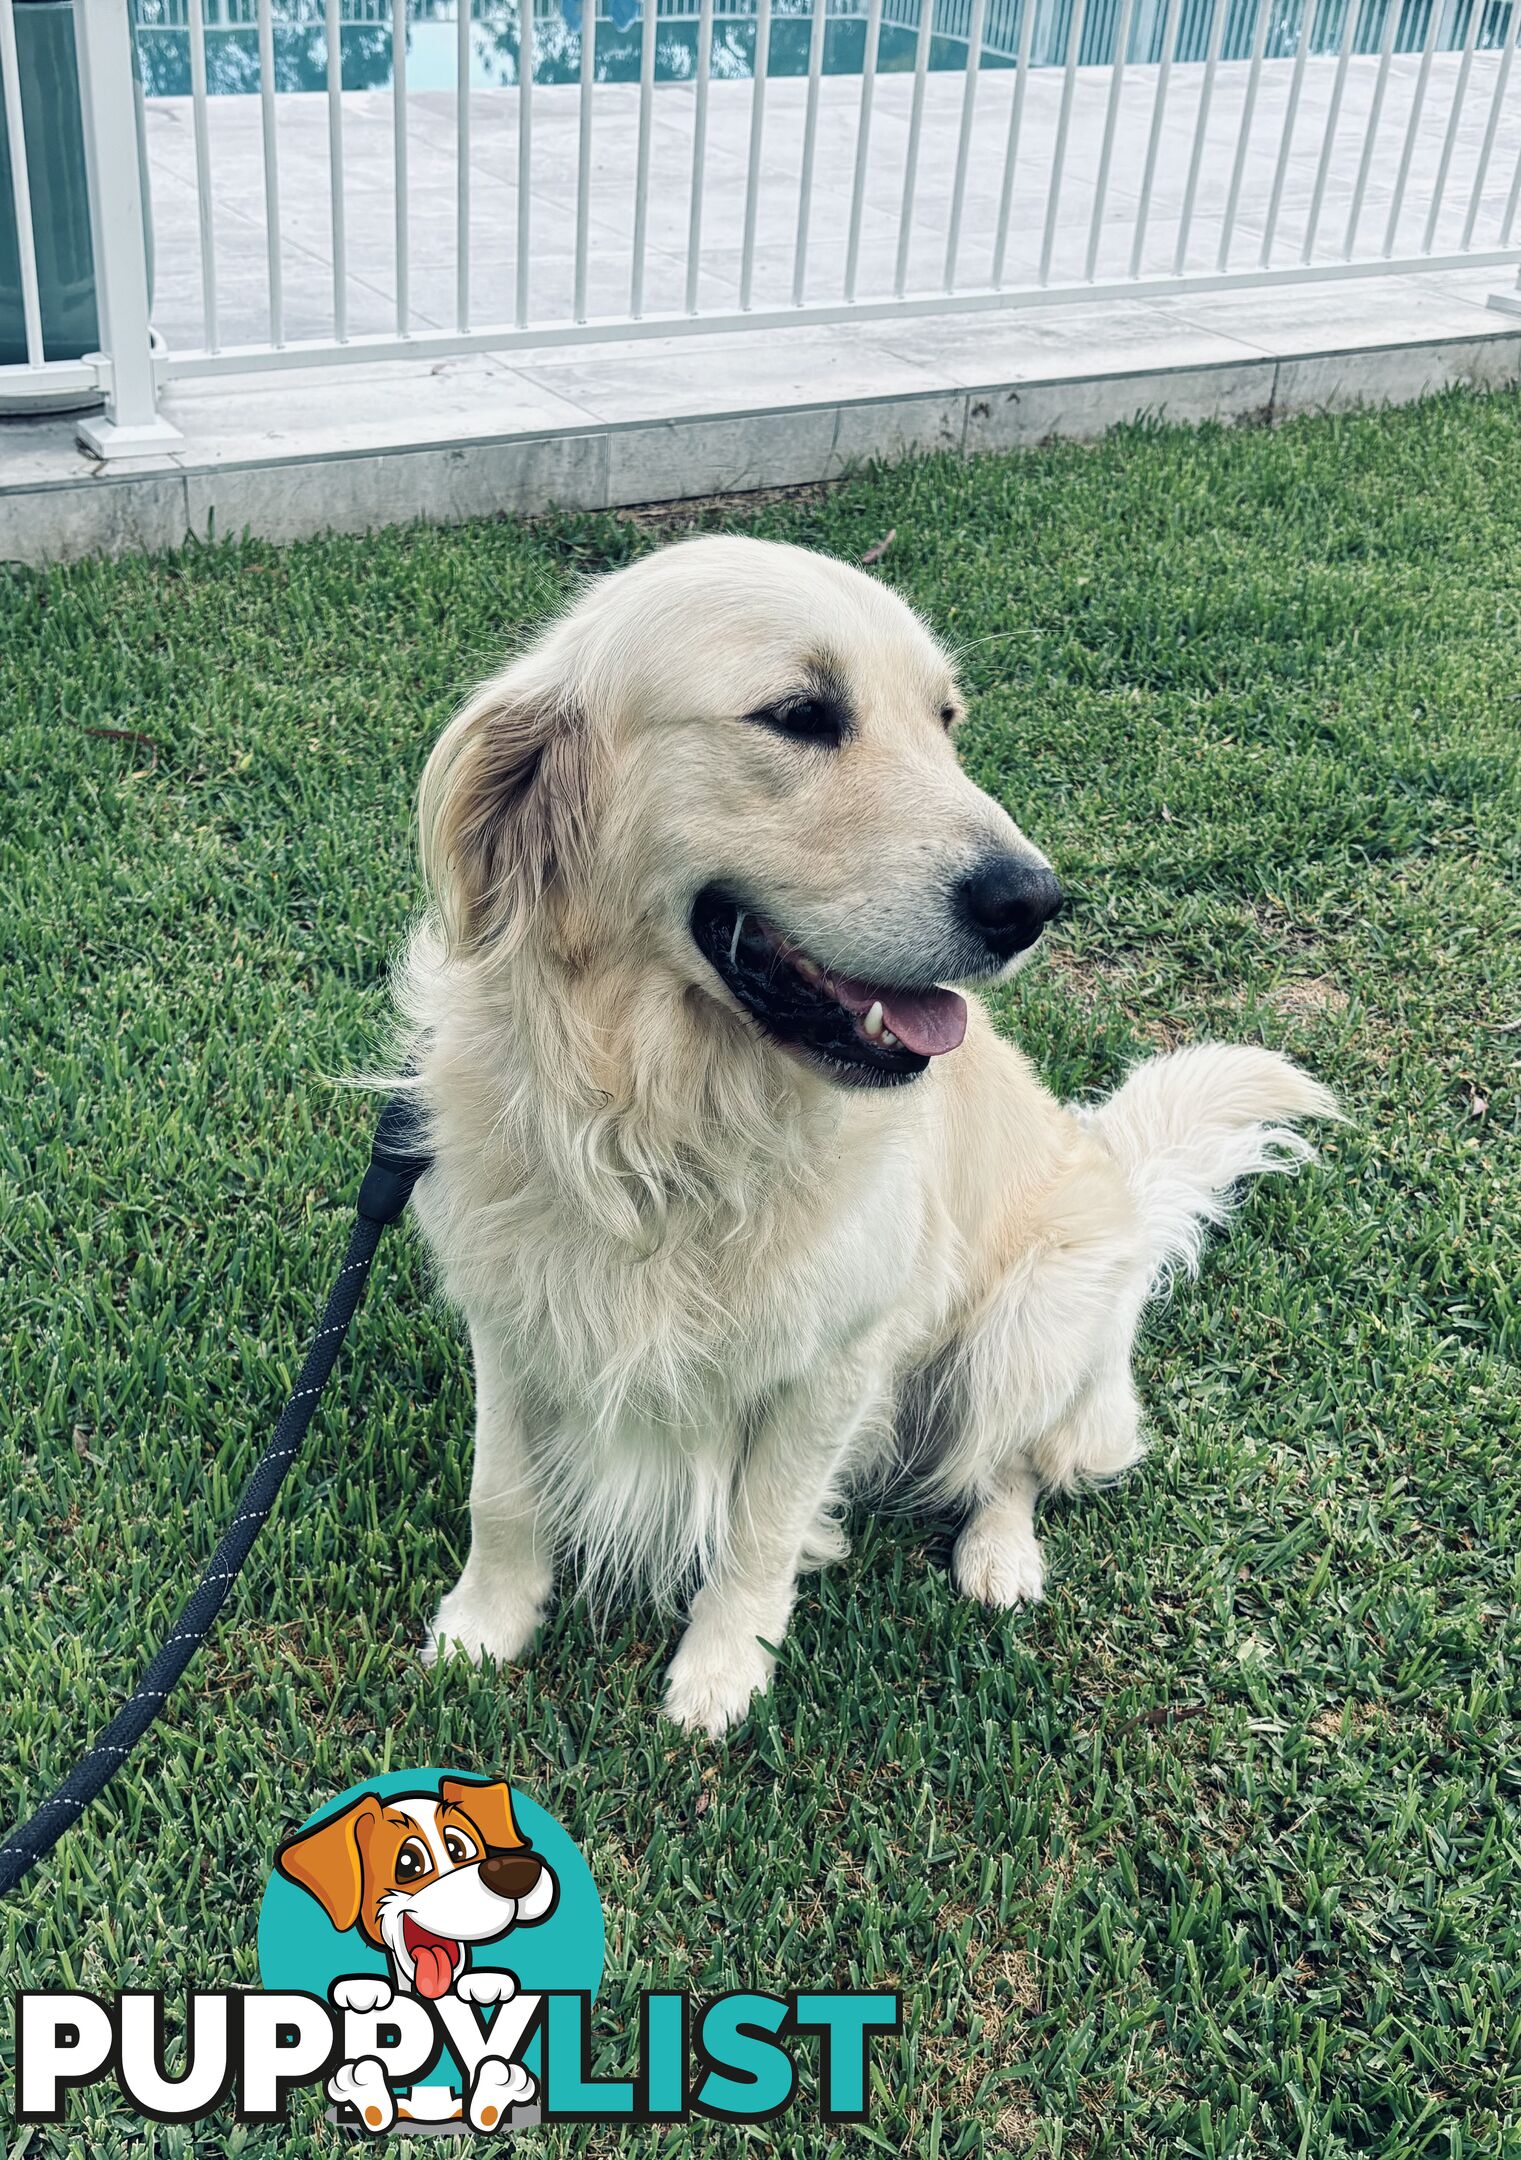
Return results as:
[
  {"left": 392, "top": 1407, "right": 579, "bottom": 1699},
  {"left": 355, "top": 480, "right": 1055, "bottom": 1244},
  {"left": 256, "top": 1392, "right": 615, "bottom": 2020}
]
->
[
  {"left": 257, "top": 0, "right": 283, "bottom": 343},
  {"left": 894, "top": 0, "right": 938, "bottom": 294},
  {"left": 1087, "top": 0, "right": 1135, "bottom": 280},
  {"left": 516, "top": 0, "right": 533, "bottom": 325},
  {"left": 1461, "top": 0, "right": 1519, "bottom": 247},
  {"left": 1303, "top": 0, "right": 1361, "bottom": 259},
  {"left": 0, "top": 0, "right": 44, "bottom": 366},
  {"left": 845, "top": 0, "right": 885, "bottom": 299},
  {"left": 1505, "top": 127, "right": 1521, "bottom": 241},
  {"left": 1217, "top": 0, "right": 1271, "bottom": 268},
  {"left": 393, "top": 0, "right": 409, "bottom": 332},
  {"left": 1173, "top": 0, "right": 1228, "bottom": 273},
  {"left": 793, "top": 0, "right": 828, "bottom": 302},
  {"left": 574, "top": 0, "right": 595, "bottom": 320},
  {"left": 1382, "top": 0, "right": 1444, "bottom": 255},
  {"left": 741, "top": 0, "right": 773, "bottom": 307},
  {"left": 1260, "top": 0, "right": 1316, "bottom": 265},
  {"left": 944, "top": 0, "right": 988, "bottom": 289},
  {"left": 1423, "top": 0, "right": 1482, "bottom": 250},
  {"left": 943, "top": 0, "right": 989, "bottom": 289},
  {"left": 630, "top": 0, "right": 659, "bottom": 313},
  {"left": 187, "top": 0, "right": 219, "bottom": 351},
  {"left": 1129, "top": 0, "right": 1183, "bottom": 276},
  {"left": 457, "top": 0, "right": 471, "bottom": 328},
  {"left": 686, "top": 0, "right": 714, "bottom": 310},
  {"left": 325, "top": 0, "right": 347, "bottom": 339},
  {"left": 1344, "top": 0, "right": 1401, "bottom": 258},
  {"left": 1040, "top": 0, "right": 1089, "bottom": 283},
  {"left": 993, "top": 0, "right": 1039, "bottom": 284}
]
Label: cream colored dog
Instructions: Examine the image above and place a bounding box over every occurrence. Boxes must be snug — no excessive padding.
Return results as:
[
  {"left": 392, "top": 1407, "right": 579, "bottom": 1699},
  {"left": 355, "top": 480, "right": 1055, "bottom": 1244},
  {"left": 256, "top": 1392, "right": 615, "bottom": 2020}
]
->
[{"left": 398, "top": 535, "right": 1333, "bottom": 1736}]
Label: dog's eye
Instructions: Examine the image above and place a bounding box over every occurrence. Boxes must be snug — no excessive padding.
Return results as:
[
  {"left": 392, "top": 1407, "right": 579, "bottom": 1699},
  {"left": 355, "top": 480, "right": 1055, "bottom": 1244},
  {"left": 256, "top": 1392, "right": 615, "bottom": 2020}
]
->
[
  {"left": 744, "top": 694, "right": 849, "bottom": 748},
  {"left": 395, "top": 1839, "right": 430, "bottom": 1883},
  {"left": 443, "top": 1830, "right": 478, "bottom": 1864},
  {"left": 940, "top": 703, "right": 959, "bottom": 730}
]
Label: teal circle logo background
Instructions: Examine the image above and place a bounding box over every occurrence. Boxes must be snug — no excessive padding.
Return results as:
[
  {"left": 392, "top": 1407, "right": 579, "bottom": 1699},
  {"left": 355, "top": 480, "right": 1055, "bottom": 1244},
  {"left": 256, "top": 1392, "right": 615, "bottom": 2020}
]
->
[{"left": 258, "top": 1770, "right": 604, "bottom": 2030}]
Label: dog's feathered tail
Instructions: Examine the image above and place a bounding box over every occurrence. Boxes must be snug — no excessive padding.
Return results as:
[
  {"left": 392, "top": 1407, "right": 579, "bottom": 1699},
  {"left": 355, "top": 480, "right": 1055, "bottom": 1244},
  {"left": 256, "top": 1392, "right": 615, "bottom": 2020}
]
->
[{"left": 1085, "top": 1044, "right": 1338, "bottom": 1289}]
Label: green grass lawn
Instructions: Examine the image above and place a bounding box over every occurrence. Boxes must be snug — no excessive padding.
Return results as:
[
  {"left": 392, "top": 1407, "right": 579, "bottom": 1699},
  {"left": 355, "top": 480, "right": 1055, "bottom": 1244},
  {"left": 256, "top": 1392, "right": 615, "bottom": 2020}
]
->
[{"left": 3, "top": 387, "right": 1520, "bottom": 2159}]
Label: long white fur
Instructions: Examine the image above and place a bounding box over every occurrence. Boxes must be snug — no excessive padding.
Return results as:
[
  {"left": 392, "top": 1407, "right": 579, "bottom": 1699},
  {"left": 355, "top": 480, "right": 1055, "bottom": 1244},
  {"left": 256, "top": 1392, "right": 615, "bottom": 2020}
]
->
[
  {"left": 397, "top": 535, "right": 1334, "bottom": 1736},
  {"left": 1087, "top": 1043, "right": 1339, "bottom": 1288}
]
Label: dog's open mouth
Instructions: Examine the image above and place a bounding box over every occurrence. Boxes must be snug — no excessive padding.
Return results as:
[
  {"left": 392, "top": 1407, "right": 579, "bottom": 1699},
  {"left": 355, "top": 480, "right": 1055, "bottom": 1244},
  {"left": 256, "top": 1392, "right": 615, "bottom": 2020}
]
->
[
  {"left": 402, "top": 1915, "right": 464, "bottom": 2000},
  {"left": 691, "top": 885, "right": 967, "bottom": 1087}
]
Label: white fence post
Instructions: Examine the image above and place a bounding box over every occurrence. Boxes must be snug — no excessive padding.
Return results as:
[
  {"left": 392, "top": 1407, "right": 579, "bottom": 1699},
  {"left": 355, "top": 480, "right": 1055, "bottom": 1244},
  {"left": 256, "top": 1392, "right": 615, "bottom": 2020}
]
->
[
  {"left": 73, "top": 0, "right": 182, "bottom": 457},
  {"left": 1492, "top": 274, "right": 1521, "bottom": 319}
]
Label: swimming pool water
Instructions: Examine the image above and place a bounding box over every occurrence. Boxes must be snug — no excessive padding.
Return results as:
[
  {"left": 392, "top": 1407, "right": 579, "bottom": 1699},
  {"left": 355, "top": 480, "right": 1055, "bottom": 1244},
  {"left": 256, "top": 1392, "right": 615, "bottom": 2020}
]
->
[{"left": 133, "top": 14, "right": 997, "bottom": 95}]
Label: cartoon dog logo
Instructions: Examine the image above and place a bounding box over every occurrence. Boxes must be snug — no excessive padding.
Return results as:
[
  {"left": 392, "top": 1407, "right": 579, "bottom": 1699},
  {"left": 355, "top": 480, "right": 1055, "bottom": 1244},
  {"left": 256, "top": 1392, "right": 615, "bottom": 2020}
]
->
[{"left": 276, "top": 1775, "right": 557, "bottom": 2131}]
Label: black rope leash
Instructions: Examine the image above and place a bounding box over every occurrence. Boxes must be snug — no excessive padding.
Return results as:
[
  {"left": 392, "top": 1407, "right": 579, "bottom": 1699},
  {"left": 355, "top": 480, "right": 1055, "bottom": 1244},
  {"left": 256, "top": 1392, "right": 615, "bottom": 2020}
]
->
[{"left": 0, "top": 1090, "right": 433, "bottom": 1901}]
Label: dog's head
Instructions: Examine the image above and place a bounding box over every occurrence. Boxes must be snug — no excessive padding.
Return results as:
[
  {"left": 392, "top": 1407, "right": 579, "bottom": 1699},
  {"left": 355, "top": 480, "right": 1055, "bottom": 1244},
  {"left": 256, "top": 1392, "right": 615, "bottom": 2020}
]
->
[
  {"left": 418, "top": 535, "right": 1059, "bottom": 1089},
  {"left": 275, "top": 1777, "right": 558, "bottom": 1998}
]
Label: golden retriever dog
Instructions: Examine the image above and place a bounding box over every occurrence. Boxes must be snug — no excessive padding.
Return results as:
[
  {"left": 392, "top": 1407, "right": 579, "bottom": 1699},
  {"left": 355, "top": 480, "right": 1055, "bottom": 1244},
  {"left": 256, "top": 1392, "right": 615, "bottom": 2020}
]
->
[{"left": 398, "top": 535, "right": 1333, "bottom": 1736}]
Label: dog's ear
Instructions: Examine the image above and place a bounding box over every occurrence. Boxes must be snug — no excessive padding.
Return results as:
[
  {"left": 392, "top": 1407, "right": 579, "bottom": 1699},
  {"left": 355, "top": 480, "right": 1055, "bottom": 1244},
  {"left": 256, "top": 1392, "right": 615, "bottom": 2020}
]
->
[
  {"left": 418, "top": 668, "right": 592, "bottom": 960},
  {"left": 275, "top": 1794, "right": 382, "bottom": 1934},
  {"left": 438, "top": 1776, "right": 525, "bottom": 1851}
]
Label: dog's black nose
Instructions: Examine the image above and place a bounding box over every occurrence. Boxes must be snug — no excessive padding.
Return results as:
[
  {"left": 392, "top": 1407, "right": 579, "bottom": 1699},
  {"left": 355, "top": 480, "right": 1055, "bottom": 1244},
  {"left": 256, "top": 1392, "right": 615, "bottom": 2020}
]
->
[
  {"left": 957, "top": 855, "right": 1063, "bottom": 959},
  {"left": 480, "top": 1848, "right": 544, "bottom": 1901}
]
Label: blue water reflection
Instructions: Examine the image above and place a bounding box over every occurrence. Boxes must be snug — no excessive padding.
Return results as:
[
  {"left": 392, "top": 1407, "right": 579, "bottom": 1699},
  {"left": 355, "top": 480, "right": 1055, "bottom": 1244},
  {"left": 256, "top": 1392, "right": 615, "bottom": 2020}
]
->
[
  {"left": 131, "top": 4, "right": 973, "bottom": 95},
  {"left": 130, "top": 0, "right": 1507, "bottom": 97}
]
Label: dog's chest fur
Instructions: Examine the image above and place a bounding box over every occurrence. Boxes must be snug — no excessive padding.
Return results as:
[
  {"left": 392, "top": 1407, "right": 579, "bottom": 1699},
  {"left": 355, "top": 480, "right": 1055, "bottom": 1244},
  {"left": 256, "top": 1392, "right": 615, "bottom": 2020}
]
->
[
  {"left": 412, "top": 1035, "right": 958, "bottom": 1599},
  {"left": 417, "top": 1082, "right": 936, "bottom": 1421}
]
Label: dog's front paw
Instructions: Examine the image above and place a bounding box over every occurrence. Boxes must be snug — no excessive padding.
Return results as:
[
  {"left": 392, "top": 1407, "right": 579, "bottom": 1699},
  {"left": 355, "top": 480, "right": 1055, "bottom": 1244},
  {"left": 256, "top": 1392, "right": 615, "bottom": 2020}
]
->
[
  {"left": 328, "top": 2057, "right": 395, "bottom": 2133},
  {"left": 953, "top": 1518, "right": 1046, "bottom": 1609},
  {"left": 456, "top": 1968, "right": 517, "bottom": 2006},
  {"left": 663, "top": 1626, "right": 774, "bottom": 1739},
  {"left": 422, "top": 1575, "right": 548, "bottom": 1669},
  {"left": 331, "top": 1976, "right": 393, "bottom": 2015},
  {"left": 469, "top": 2056, "right": 537, "bottom": 2129}
]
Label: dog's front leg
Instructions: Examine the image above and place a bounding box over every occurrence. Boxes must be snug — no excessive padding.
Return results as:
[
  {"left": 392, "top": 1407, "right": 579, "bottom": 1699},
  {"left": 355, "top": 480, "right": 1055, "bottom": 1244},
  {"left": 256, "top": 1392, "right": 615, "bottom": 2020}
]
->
[
  {"left": 953, "top": 1360, "right": 1144, "bottom": 1610},
  {"left": 952, "top": 1455, "right": 1047, "bottom": 1608},
  {"left": 424, "top": 1317, "right": 552, "bottom": 1669},
  {"left": 663, "top": 1358, "right": 882, "bottom": 1740}
]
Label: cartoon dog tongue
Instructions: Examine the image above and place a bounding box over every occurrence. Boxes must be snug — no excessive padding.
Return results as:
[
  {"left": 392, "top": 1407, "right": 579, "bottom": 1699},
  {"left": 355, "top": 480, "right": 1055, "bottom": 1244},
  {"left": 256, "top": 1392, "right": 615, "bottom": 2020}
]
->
[
  {"left": 404, "top": 1919, "right": 461, "bottom": 1999},
  {"left": 414, "top": 1942, "right": 454, "bottom": 1998}
]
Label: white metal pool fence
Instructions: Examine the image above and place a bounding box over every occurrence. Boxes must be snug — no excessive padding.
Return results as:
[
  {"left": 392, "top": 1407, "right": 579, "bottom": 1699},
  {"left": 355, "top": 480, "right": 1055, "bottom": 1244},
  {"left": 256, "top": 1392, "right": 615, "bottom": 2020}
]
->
[{"left": 1, "top": 0, "right": 1519, "bottom": 453}]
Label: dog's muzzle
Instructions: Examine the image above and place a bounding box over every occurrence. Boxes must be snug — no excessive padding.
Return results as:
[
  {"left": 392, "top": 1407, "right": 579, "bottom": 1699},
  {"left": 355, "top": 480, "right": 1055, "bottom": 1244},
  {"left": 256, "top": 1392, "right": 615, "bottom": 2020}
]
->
[{"left": 690, "top": 886, "right": 971, "bottom": 1089}]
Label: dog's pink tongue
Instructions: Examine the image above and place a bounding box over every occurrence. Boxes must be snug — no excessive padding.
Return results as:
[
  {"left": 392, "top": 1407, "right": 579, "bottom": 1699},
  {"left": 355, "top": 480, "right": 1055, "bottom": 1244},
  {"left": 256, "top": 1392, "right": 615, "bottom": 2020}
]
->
[
  {"left": 879, "top": 988, "right": 968, "bottom": 1056},
  {"left": 832, "top": 975, "right": 968, "bottom": 1056},
  {"left": 413, "top": 1942, "right": 456, "bottom": 2000}
]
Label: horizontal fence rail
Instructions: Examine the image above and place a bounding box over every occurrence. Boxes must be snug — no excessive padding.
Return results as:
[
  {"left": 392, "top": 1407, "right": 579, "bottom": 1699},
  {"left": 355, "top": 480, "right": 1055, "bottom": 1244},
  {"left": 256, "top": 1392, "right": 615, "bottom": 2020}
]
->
[{"left": 3, "top": 0, "right": 1520, "bottom": 430}]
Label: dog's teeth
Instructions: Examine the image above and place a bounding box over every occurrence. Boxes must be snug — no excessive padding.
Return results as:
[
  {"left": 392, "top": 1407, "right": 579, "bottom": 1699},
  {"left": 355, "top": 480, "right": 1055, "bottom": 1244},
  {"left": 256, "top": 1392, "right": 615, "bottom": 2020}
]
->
[
  {"left": 795, "top": 956, "right": 824, "bottom": 986},
  {"left": 881, "top": 1028, "right": 899, "bottom": 1048},
  {"left": 864, "top": 1002, "right": 885, "bottom": 1039}
]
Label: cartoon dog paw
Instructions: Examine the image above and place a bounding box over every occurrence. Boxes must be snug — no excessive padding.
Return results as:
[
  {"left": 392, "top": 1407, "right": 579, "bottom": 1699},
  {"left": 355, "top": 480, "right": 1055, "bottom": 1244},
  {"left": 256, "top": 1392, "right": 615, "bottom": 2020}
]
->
[
  {"left": 332, "top": 1975, "right": 394, "bottom": 2014},
  {"left": 468, "top": 2056, "right": 536, "bottom": 2130},
  {"left": 456, "top": 1969, "right": 518, "bottom": 2006},
  {"left": 328, "top": 2056, "right": 396, "bottom": 2133}
]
